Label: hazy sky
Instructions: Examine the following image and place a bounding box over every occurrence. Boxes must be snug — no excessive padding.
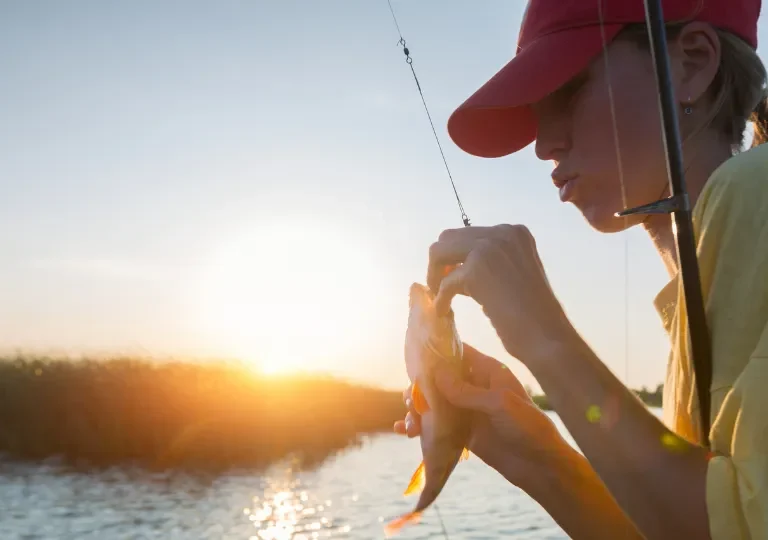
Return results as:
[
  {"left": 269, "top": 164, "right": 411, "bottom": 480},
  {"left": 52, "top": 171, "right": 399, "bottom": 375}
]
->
[{"left": 3, "top": 1, "right": 767, "bottom": 392}]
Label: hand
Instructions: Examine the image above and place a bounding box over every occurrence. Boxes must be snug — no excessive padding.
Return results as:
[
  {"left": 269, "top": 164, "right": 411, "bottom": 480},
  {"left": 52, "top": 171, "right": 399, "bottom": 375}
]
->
[
  {"left": 394, "top": 343, "right": 571, "bottom": 489},
  {"left": 427, "top": 224, "right": 576, "bottom": 366}
]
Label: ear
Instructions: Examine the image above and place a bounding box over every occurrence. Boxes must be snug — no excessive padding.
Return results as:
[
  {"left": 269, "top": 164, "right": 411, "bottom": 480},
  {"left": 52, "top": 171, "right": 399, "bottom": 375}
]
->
[{"left": 668, "top": 22, "right": 721, "bottom": 106}]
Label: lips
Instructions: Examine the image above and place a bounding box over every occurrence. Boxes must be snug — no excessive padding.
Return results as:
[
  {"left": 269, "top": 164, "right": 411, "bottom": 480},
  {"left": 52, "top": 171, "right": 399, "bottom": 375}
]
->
[
  {"left": 558, "top": 177, "right": 578, "bottom": 202},
  {"left": 551, "top": 168, "right": 577, "bottom": 189},
  {"left": 552, "top": 166, "right": 578, "bottom": 202},
  {"left": 552, "top": 169, "right": 579, "bottom": 202}
]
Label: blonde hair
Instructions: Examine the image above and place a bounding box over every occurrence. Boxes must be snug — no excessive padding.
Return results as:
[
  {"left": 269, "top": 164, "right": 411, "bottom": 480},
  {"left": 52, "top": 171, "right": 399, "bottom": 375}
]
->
[{"left": 618, "top": 23, "right": 768, "bottom": 152}]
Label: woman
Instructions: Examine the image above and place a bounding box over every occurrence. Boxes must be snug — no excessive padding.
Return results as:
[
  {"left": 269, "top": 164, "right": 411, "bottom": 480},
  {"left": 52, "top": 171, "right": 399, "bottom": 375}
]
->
[{"left": 394, "top": 0, "right": 768, "bottom": 538}]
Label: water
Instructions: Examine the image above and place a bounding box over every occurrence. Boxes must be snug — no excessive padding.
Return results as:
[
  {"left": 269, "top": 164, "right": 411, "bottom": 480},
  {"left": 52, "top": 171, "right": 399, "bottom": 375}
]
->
[{"left": 0, "top": 411, "right": 660, "bottom": 539}]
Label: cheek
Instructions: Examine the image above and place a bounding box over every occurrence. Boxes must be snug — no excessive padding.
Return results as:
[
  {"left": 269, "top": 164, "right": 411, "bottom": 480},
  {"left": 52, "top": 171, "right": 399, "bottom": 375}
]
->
[
  {"left": 569, "top": 90, "right": 625, "bottom": 196},
  {"left": 573, "top": 76, "right": 668, "bottom": 204},
  {"left": 612, "top": 76, "right": 669, "bottom": 186},
  {"left": 614, "top": 88, "right": 666, "bottom": 162}
]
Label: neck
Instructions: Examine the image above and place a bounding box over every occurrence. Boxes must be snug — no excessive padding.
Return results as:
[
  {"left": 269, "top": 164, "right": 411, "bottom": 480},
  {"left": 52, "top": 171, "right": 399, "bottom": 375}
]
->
[{"left": 642, "top": 132, "right": 732, "bottom": 278}]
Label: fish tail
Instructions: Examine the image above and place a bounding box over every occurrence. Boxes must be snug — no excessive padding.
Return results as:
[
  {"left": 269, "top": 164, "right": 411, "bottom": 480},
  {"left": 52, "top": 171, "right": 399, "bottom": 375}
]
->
[{"left": 383, "top": 511, "right": 422, "bottom": 537}]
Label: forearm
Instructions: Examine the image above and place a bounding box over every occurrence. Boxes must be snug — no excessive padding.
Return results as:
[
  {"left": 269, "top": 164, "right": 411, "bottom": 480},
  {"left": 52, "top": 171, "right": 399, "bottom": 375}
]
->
[
  {"left": 528, "top": 333, "right": 711, "bottom": 539},
  {"left": 522, "top": 444, "right": 644, "bottom": 539}
]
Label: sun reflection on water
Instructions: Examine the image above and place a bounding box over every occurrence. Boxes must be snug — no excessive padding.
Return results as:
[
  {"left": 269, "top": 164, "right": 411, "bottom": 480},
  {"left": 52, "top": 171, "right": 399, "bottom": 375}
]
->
[
  {"left": 0, "top": 424, "right": 591, "bottom": 538},
  {"left": 247, "top": 471, "right": 350, "bottom": 539}
]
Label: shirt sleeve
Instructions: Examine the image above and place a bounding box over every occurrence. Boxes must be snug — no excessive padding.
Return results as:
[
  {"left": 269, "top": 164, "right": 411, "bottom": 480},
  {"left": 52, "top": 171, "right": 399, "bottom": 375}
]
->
[{"left": 690, "top": 148, "right": 768, "bottom": 539}]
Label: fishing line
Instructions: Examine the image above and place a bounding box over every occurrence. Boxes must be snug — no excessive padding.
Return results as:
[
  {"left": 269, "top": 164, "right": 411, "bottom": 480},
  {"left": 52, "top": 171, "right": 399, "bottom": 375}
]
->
[
  {"left": 384, "top": 2, "right": 461, "bottom": 538},
  {"left": 386, "top": 0, "right": 471, "bottom": 228},
  {"left": 433, "top": 503, "right": 451, "bottom": 540},
  {"left": 596, "top": 0, "right": 631, "bottom": 386}
]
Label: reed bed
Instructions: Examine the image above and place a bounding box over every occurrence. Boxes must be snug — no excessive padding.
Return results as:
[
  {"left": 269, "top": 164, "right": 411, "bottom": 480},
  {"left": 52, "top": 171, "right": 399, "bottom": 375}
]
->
[{"left": 0, "top": 355, "right": 405, "bottom": 472}]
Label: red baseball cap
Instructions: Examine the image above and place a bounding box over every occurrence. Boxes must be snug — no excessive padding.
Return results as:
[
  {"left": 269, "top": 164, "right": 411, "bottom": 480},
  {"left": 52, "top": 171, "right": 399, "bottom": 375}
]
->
[{"left": 447, "top": 0, "right": 762, "bottom": 158}]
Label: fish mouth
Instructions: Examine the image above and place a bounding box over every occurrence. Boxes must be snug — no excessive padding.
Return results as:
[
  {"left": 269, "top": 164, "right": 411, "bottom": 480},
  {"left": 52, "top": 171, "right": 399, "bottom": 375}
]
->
[
  {"left": 409, "top": 282, "right": 428, "bottom": 296},
  {"left": 408, "top": 282, "right": 430, "bottom": 308}
]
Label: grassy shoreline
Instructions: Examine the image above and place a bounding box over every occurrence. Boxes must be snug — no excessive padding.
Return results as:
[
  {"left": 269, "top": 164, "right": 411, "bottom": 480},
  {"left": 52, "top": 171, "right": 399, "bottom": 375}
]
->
[
  {"left": 0, "top": 356, "right": 405, "bottom": 473},
  {"left": 0, "top": 356, "right": 662, "bottom": 472}
]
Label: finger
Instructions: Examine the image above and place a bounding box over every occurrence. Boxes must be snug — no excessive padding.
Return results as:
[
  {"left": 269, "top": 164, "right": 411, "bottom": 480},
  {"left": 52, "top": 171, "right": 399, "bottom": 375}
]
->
[
  {"left": 434, "top": 238, "right": 499, "bottom": 315},
  {"left": 427, "top": 226, "right": 516, "bottom": 293},
  {"left": 427, "top": 228, "right": 492, "bottom": 292},
  {"left": 404, "top": 412, "right": 421, "bottom": 437},
  {"left": 394, "top": 411, "right": 422, "bottom": 437},
  {"left": 402, "top": 387, "right": 413, "bottom": 410},
  {"left": 434, "top": 263, "right": 470, "bottom": 316},
  {"left": 433, "top": 363, "right": 495, "bottom": 413},
  {"left": 394, "top": 418, "right": 420, "bottom": 436}
]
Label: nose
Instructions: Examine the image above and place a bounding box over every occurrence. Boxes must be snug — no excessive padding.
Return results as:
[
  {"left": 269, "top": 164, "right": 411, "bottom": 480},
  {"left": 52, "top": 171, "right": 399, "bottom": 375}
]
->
[{"left": 533, "top": 108, "right": 571, "bottom": 163}]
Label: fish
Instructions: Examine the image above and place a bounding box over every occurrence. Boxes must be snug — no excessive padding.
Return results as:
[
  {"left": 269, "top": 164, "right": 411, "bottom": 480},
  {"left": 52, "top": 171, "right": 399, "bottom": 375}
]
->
[{"left": 384, "top": 282, "right": 472, "bottom": 537}]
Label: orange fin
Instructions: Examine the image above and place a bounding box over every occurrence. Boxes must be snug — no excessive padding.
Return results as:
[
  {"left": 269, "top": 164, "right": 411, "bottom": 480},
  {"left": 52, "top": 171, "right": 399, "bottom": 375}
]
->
[
  {"left": 411, "top": 381, "right": 430, "bottom": 414},
  {"left": 384, "top": 511, "right": 423, "bottom": 538},
  {"left": 460, "top": 447, "right": 470, "bottom": 462},
  {"left": 403, "top": 461, "right": 426, "bottom": 496}
]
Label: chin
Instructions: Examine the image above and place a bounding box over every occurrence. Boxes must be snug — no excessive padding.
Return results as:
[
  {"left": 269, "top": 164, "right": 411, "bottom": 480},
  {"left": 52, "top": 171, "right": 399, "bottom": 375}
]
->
[{"left": 576, "top": 203, "right": 641, "bottom": 233}]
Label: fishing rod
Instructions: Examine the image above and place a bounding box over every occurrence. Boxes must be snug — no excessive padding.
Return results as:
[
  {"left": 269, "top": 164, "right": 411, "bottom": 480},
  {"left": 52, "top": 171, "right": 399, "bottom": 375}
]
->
[{"left": 615, "top": 0, "right": 713, "bottom": 446}]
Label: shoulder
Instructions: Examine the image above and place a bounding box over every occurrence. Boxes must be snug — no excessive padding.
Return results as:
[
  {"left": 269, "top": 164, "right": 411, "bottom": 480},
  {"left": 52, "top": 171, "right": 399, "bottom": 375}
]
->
[
  {"left": 694, "top": 146, "right": 768, "bottom": 383},
  {"left": 707, "top": 142, "right": 768, "bottom": 186},
  {"left": 693, "top": 144, "right": 768, "bottom": 242},
  {"left": 692, "top": 143, "right": 768, "bottom": 265}
]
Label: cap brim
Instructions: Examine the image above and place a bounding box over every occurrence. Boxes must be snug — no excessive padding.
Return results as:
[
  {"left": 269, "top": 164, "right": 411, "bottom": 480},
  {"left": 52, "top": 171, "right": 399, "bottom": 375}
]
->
[{"left": 447, "top": 23, "right": 625, "bottom": 158}]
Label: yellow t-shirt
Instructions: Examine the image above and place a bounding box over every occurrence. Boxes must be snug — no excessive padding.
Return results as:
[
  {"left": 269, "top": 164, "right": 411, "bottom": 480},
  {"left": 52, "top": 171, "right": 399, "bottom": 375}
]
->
[{"left": 653, "top": 142, "right": 768, "bottom": 539}]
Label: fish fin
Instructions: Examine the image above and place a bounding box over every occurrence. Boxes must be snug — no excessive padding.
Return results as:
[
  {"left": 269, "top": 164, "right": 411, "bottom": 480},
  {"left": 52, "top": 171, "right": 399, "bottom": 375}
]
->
[
  {"left": 460, "top": 447, "right": 470, "bottom": 462},
  {"left": 411, "top": 381, "right": 430, "bottom": 414},
  {"left": 384, "top": 511, "right": 422, "bottom": 538},
  {"left": 403, "top": 461, "right": 426, "bottom": 496}
]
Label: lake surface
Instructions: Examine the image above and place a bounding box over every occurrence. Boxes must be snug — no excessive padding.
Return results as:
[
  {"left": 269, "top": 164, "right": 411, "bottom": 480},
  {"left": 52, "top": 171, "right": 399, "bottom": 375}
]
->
[{"left": 0, "top": 411, "right": 660, "bottom": 539}]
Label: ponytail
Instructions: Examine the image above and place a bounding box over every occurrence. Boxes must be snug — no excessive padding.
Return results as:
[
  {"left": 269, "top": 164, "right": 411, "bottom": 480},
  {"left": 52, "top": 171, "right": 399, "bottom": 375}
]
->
[{"left": 751, "top": 93, "right": 768, "bottom": 147}]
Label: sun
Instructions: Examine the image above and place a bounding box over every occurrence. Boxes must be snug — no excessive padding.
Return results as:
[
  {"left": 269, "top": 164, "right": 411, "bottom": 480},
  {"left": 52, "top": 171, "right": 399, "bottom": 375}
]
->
[{"left": 197, "top": 218, "right": 391, "bottom": 375}]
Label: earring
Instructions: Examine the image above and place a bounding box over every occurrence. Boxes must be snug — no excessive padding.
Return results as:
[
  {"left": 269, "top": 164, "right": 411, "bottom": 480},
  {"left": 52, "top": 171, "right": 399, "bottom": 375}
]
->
[{"left": 684, "top": 96, "right": 693, "bottom": 115}]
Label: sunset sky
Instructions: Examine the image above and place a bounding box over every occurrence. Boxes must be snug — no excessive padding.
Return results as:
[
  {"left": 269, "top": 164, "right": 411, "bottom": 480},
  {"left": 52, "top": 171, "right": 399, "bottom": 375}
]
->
[{"left": 3, "top": 1, "right": 767, "bottom": 393}]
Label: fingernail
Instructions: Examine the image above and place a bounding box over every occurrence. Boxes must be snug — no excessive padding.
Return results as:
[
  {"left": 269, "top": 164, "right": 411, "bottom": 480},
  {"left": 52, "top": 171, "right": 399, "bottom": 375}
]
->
[
  {"left": 405, "top": 398, "right": 412, "bottom": 409},
  {"left": 405, "top": 418, "right": 413, "bottom": 431}
]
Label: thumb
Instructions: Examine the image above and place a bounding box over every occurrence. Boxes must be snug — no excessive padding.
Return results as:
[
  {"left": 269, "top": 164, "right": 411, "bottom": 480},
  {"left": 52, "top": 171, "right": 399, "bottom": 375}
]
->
[
  {"left": 434, "top": 364, "right": 494, "bottom": 413},
  {"left": 434, "top": 263, "right": 469, "bottom": 316}
]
